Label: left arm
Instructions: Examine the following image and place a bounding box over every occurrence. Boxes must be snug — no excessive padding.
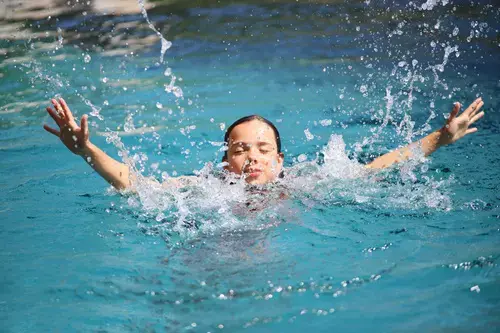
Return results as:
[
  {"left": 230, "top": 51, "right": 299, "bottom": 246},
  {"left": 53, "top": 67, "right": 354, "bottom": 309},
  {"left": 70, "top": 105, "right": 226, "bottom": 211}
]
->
[{"left": 366, "top": 97, "right": 484, "bottom": 169}]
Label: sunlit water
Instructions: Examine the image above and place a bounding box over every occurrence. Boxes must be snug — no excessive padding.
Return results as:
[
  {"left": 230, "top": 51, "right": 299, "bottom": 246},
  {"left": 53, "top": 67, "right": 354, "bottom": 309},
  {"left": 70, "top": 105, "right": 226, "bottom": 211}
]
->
[{"left": 1, "top": 0, "right": 499, "bottom": 331}]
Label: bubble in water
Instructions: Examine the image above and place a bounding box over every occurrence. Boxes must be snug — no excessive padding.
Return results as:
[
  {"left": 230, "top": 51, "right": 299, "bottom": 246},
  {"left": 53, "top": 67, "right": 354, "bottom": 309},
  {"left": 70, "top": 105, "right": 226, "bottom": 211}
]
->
[
  {"left": 102, "top": 77, "right": 108, "bottom": 83},
  {"left": 359, "top": 85, "right": 368, "bottom": 93},
  {"left": 304, "top": 128, "right": 314, "bottom": 141},
  {"left": 319, "top": 119, "right": 332, "bottom": 126},
  {"left": 164, "top": 68, "right": 172, "bottom": 76},
  {"left": 156, "top": 102, "right": 163, "bottom": 109},
  {"left": 172, "top": 86, "right": 183, "bottom": 98},
  {"left": 452, "top": 27, "right": 459, "bottom": 36},
  {"left": 124, "top": 114, "right": 136, "bottom": 132},
  {"left": 83, "top": 54, "right": 91, "bottom": 63},
  {"left": 297, "top": 154, "right": 307, "bottom": 162},
  {"left": 219, "top": 123, "right": 226, "bottom": 131},
  {"left": 161, "top": 171, "right": 169, "bottom": 181}
]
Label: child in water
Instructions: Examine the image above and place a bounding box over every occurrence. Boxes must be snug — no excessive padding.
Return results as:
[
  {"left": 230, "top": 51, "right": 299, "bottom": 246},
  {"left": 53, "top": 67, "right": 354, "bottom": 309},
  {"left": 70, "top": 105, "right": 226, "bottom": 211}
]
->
[{"left": 43, "top": 97, "right": 484, "bottom": 190}]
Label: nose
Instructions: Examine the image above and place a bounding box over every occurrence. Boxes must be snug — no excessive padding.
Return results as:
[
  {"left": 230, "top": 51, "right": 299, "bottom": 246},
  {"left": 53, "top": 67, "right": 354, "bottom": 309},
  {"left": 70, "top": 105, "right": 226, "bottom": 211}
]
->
[{"left": 247, "top": 147, "right": 259, "bottom": 163}]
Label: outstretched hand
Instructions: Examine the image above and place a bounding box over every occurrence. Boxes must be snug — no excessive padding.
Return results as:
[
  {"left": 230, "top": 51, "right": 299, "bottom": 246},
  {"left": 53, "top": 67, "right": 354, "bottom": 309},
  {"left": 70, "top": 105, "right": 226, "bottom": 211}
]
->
[
  {"left": 440, "top": 97, "right": 484, "bottom": 145},
  {"left": 43, "top": 98, "right": 90, "bottom": 156}
]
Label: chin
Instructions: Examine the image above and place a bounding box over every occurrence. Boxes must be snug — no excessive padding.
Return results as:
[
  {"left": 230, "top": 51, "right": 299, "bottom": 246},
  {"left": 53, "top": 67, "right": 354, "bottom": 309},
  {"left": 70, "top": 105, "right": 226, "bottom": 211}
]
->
[
  {"left": 245, "top": 178, "right": 262, "bottom": 185},
  {"left": 245, "top": 175, "right": 274, "bottom": 185}
]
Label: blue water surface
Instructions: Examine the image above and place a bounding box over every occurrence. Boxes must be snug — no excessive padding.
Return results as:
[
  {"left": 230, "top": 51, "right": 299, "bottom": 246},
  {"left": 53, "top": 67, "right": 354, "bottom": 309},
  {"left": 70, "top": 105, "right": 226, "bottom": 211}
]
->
[{"left": 1, "top": 0, "right": 499, "bottom": 331}]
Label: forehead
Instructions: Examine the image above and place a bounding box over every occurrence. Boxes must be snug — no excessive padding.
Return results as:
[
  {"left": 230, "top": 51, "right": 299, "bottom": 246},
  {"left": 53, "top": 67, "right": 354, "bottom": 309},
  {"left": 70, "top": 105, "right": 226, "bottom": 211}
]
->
[{"left": 228, "top": 120, "right": 277, "bottom": 145}]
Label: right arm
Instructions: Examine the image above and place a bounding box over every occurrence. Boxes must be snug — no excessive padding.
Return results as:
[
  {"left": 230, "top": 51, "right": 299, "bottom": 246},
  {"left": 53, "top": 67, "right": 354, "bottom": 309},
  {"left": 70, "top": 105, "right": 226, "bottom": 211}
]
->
[
  {"left": 43, "top": 97, "right": 133, "bottom": 190},
  {"left": 365, "top": 98, "right": 484, "bottom": 169}
]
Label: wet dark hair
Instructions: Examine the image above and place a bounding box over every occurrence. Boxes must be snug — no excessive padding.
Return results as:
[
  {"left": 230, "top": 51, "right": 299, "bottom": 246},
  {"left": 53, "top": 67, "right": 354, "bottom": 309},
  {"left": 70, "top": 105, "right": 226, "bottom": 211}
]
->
[{"left": 223, "top": 115, "right": 282, "bottom": 160}]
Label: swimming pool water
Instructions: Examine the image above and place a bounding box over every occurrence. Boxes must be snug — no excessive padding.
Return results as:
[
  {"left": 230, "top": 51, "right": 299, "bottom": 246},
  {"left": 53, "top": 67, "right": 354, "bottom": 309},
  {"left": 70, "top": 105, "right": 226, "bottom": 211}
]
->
[{"left": 1, "top": 0, "right": 499, "bottom": 331}]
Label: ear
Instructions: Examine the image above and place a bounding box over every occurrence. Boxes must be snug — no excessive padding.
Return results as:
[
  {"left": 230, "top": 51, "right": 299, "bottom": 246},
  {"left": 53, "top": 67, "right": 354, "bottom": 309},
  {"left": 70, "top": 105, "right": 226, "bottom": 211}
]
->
[
  {"left": 278, "top": 152, "right": 284, "bottom": 164},
  {"left": 276, "top": 152, "right": 284, "bottom": 170}
]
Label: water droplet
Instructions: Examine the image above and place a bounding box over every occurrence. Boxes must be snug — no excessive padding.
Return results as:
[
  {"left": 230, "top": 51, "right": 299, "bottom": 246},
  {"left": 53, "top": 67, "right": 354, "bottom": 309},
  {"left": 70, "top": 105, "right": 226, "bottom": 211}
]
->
[
  {"left": 155, "top": 212, "right": 165, "bottom": 222},
  {"left": 320, "top": 119, "right": 332, "bottom": 126},
  {"left": 470, "top": 285, "right": 480, "bottom": 293},
  {"left": 304, "top": 128, "right": 314, "bottom": 141}
]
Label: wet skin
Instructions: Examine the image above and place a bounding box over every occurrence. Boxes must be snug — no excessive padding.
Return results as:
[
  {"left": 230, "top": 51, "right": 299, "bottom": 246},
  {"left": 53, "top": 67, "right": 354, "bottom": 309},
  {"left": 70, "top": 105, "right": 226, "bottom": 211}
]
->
[{"left": 223, "top": 120, "right": 284, "bottom": 185}]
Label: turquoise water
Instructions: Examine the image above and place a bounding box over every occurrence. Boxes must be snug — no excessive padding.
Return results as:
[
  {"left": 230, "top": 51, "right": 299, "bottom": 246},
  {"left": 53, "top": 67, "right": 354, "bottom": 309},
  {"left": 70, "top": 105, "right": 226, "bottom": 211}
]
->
[{"left": 1, "top": 0, "right": 500, "bottom": 331}]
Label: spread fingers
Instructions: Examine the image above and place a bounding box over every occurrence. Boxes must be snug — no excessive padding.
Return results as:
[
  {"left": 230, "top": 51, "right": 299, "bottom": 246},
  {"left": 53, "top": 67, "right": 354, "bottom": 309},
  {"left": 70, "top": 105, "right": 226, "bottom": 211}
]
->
[
  {"left": 46, "top": 106, "right": 63, "bottom": 127},
  {"left": 464, "top": 97, "right": 482, "bottom": 116},
  {"left": 59, "top": 98, "right": 75, "bottom": 123},
  {"left": 469, "top": 101, "right": 484, "bottom": 118},
  {"left": 51, "top": 98, "right": 66, "bottom": 120},
  {"left": 465, "top": 127, "right": 478, "bottom": 135},
  {"left": 470, "top": 111, "right": 484, "bottom": 125},
  {"left": 43, "top": 124, "right": 60, "bottom": 137}
]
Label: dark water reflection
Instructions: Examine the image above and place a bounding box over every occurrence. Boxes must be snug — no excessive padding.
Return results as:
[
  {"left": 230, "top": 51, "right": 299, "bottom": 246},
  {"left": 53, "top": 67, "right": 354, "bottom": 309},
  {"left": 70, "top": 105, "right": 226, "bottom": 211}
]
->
[{"left": 2, "top": 0, "right": 498, "bottom": 60}]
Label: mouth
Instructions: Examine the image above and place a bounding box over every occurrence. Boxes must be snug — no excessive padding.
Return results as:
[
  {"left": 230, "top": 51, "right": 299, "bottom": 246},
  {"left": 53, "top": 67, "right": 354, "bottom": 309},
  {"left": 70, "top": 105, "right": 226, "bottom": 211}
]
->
[{"left": 244, "top": 168, "right": 263, "bottom": 178}]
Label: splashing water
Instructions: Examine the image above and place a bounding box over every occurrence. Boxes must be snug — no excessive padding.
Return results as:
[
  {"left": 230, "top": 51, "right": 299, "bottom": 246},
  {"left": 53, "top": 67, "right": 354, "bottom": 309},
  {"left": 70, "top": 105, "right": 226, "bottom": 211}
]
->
[
  {"left": 2, "top": 2, "right": 498, "bottom": 331},
  {"left": 128, "top": 134, "right": 454, "bottom": 243},
  {"left": 137, "top": 0, "right": 172, "bottom": 64},
  {"left": 137, "top": 0, "right": 184, "bottom": 101}
]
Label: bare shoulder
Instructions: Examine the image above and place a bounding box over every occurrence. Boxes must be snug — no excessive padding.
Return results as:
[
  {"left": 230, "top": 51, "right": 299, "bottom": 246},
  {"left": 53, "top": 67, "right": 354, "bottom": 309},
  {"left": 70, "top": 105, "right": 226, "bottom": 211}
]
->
[{"left": 161, "top": 176, "right": 200, "bottom": 189}]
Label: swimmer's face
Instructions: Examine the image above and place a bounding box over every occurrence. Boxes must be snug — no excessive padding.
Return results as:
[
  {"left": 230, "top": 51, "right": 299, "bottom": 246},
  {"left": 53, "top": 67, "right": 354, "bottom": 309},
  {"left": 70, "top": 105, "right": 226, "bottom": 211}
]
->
[{"left": 224, "top": 120, "right": 284, "bottom": 185}]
